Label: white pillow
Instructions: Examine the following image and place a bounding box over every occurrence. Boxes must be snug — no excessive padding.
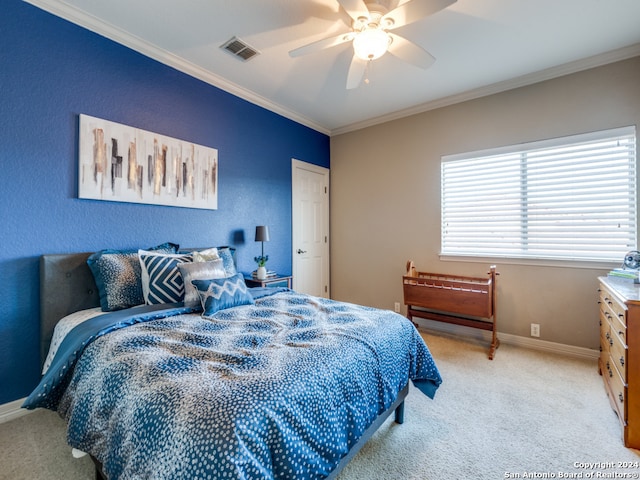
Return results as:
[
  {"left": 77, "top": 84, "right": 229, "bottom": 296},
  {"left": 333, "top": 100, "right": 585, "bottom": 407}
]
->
[
  {"left": 192, "top": 247, "right": 220, "bottom": 262},
  {"left": 43, "top": 307, "right": 103, "bottom": 374}
]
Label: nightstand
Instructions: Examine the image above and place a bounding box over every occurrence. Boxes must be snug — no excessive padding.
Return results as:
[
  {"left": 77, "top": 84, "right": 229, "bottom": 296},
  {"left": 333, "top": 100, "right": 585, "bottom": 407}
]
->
[{"left": 244, "top": 275, "right": 292, "bottom": 289}]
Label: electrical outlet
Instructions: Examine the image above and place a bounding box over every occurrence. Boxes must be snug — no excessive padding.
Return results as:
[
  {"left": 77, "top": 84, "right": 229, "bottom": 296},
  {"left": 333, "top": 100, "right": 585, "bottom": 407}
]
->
[
  {"left": 394, "top": 302, "right": 401, "bottom": 313},
  {"left": 531, "top": 323, "right": 540, "bottom": 337}
]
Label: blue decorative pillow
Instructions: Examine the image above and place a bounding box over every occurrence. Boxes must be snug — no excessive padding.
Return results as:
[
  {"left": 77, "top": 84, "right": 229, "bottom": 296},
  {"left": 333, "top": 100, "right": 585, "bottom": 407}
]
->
[
  {"left": 192, "top": 273, "right": 254, "bottom": 316},
  {"left": 139, "top": 251, "right": 193, "bottom": 304},
  {"left": 87, "top": 243, "right": 179, "bottom": 311},
  {"left": 217, "top": 247, "right": 237, "bottom": 277},
  {"left": 177, "top": 259, "right": 227, "bottom": 308}
]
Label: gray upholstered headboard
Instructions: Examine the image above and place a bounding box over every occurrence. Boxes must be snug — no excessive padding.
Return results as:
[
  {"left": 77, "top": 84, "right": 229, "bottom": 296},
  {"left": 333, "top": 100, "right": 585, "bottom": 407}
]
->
[{"left": 40, "top": 253, "right": 101, "bottom": 365}]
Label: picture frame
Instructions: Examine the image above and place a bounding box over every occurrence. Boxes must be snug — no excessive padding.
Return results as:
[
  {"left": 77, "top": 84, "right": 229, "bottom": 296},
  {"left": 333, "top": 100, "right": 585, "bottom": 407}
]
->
[{"left": 78, "top": 114, "right": 218, "bottom": 210}]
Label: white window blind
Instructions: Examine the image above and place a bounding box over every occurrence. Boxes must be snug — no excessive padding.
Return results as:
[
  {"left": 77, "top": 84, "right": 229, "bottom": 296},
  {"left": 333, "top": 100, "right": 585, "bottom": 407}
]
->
[{"left": 441, "top": 126, "right": 637, "bottom": 262}]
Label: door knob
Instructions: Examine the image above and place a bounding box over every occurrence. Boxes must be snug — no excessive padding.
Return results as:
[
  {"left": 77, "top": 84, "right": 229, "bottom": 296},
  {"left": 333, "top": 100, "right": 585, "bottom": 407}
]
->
[{"left": 297, "top": 249, "right": 307, "bottom": 254}]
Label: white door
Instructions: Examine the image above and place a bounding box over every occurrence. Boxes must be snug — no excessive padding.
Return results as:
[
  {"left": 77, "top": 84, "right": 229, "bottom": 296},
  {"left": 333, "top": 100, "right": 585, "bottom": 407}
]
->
[{"left": 292, "top": 159, "right": 330, "bottom": 298}]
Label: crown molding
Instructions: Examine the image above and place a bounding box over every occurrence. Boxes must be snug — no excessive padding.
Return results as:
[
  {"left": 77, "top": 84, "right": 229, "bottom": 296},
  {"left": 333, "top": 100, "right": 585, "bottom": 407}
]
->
[
  {"left": 23, "top": 0, "right": 331, "bottom": 135},
  {"left": 331, "top": 43, "right": 640, "bottom": 136}
]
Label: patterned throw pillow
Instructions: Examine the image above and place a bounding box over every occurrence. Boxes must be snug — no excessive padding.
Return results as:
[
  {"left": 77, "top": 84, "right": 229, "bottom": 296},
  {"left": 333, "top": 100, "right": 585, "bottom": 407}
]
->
[
  {"left": 192, "top": 273, "right": 254, "bottom": 316},
  {"left": 177, "top": 259, "right": 227, "bottom": 308},
  {"left": 87, "top": 243, "right": 179, "bottom": 311},
  {"left": 217, "top": 247, "right": 237, "bottom": 277},
  {"left": 139, "top": 251, "right": 193, "bottom": 304}
]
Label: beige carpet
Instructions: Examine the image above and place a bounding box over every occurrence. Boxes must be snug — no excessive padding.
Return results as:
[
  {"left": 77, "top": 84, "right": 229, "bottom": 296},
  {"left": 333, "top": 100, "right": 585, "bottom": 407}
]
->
[{"left": 1, "top": 331, "right": 638, "bottom": 480}]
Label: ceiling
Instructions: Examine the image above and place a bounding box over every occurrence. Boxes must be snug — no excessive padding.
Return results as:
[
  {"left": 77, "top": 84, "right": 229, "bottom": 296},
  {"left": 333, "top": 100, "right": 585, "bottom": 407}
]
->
[{"left": 27, "top": 0, "right": 640, "bottom": 135}]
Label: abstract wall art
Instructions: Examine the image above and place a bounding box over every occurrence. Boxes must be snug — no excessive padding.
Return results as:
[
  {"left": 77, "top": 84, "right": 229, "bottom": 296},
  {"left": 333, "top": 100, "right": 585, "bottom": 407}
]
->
[{"left": 78, "top": 114, "right": 218, "bottom": 210}]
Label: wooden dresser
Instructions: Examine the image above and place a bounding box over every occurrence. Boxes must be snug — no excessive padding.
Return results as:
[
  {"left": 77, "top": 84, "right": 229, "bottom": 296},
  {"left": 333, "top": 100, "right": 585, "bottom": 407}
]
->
[{"left": 598, "top": 276, "right": 640, "bottom": 448}]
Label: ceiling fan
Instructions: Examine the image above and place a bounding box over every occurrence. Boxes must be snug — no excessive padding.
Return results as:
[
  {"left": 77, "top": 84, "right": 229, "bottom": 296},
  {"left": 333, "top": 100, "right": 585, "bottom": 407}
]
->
[{"left": 289, "top": 0, "right": 456, "bottom": 89}]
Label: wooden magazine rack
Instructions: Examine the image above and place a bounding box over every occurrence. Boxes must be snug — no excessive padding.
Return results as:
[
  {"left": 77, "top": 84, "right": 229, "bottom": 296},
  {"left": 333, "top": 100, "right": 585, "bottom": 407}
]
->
[{"left": 403, "top": 261, "right": 499, "bottom": 359}]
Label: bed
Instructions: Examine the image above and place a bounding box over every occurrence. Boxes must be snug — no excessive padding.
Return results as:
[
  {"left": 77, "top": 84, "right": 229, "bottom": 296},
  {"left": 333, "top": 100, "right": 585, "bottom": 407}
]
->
[{"left": 23, "top": 245, "right": 442, "bottom": 480}]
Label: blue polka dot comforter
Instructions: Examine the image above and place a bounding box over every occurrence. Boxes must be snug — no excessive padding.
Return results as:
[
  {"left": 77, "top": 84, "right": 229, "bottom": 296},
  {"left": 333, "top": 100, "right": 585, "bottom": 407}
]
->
[{"left": 24, "top": 289, "right": 441, "bottom": 479}]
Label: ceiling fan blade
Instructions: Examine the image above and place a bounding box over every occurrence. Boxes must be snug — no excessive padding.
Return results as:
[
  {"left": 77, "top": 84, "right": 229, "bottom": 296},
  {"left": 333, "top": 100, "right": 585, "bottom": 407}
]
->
[
  {"left": 382, "top": 0, "right": 456, "bottom": 30},
  {"left": 387, "top": 33, "right": 435, "bottom": 69},
  {"left": 346, "top": 55, "right": 368, "bottom": 89},
  {"left": 289, "top": 32, "right": 354, "bottom": 58},
  {"left": 337, "top": 0, "right": 370, "bottom": 23}
]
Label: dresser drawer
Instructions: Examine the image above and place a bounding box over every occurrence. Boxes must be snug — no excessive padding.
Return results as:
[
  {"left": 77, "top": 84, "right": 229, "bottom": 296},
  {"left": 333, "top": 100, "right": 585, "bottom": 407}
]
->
[
  {"left": 606, "top": 353, "right": 627, "bottom": 421},
  {"left": 601, "top": 289, "right": 627, "bottom": 326},
  {"left": 611, "top": 314, "right": 627, "bottom": 345},
  {"left": 609, "top": 330, "right": 628, "bottom": 382},
  {"left": 600, "top": 312, "right": 611, "bottom": 354}
]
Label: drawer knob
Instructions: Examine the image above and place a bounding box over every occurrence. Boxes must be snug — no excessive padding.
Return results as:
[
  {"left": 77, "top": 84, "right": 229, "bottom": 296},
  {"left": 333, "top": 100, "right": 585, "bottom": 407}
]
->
[
  {"left": 620, "top": 356, "right": 625, "bottom": 367},
  {"left": 618, "top": 330, "right": 624, "bottom": 337},
  {"left": 619, "top": 393, "right": 624, "bottom": 403}
]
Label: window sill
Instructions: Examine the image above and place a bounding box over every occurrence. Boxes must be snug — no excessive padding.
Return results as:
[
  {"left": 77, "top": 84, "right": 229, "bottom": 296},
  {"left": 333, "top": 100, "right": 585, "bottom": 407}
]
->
[{"left": 439, "top": 254, "right": 617, "bottom": 270}]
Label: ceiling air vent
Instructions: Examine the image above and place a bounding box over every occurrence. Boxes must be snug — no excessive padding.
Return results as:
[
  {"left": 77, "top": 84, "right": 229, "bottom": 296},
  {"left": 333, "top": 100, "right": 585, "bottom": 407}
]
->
[{"left": 220, "top": 36, "right": 260, "bottom": 61}]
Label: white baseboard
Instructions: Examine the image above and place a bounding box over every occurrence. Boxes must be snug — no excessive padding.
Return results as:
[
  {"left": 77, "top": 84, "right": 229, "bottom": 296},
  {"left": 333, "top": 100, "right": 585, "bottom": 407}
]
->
[
  {"left": 414, "top": 318, "right": 599, "bottom": 361},
  {"left": 0, "top": 398, "right": 31, "bottom": 424}
]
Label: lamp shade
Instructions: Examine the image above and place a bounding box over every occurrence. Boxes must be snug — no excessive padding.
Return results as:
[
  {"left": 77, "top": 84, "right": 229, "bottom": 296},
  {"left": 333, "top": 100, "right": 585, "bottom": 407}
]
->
[{"left": 255, "top": 226, "right": 270, "bottom": 242}]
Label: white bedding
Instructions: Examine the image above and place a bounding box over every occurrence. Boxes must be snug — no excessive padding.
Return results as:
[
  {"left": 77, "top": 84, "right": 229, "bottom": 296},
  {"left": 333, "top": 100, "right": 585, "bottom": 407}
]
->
[{"left": 42, "top": 307, "right": 103, "bottom": 374}]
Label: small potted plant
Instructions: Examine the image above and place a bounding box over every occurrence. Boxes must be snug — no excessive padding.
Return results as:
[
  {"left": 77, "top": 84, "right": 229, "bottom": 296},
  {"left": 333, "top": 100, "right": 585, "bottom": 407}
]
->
[{"left": 254, "top": 254, "right": 269, "bottom": 280}]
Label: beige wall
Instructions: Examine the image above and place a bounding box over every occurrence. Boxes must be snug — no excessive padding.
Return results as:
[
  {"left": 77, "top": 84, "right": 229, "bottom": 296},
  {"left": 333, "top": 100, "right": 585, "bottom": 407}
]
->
[{"left": 330, "top": 56, "right": 640, "bottom": 349}]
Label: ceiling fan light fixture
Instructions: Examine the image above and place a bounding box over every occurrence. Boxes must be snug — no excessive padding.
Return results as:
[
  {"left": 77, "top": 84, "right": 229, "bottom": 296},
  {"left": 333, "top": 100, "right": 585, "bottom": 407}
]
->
[{"left": 353, "top": 27, "right": 390, "bottom": 61}]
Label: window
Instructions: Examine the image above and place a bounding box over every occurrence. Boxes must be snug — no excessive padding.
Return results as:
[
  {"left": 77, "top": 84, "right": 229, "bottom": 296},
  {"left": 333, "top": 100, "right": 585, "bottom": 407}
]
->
[{"left": 441, "top": 126, "right": 637, "bottom": 263}]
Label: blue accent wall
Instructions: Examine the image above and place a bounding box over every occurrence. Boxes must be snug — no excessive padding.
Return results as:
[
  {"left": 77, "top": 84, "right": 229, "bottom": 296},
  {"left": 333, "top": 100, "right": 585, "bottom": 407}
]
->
[{"left": 0, "top": 1, "right": 329, "bottom": 404}]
